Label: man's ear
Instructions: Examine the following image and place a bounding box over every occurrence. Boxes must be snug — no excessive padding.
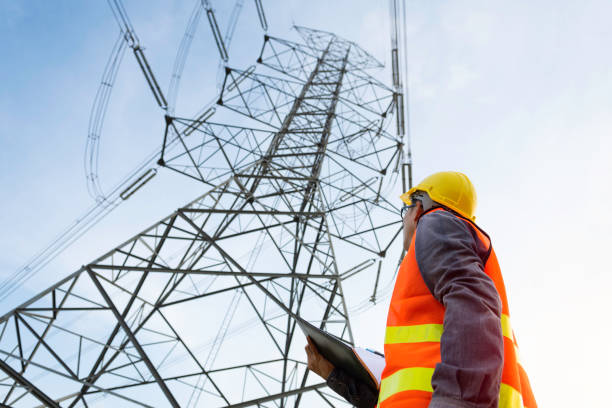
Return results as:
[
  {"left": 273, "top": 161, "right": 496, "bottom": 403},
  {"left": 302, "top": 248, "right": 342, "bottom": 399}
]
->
[{"left": 413, "top": 201, "right": 425, "bottom": 222}]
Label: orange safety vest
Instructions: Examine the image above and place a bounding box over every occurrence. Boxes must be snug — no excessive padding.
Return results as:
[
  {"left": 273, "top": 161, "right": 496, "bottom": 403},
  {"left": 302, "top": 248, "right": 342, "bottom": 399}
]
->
[{"left": 378, "top": 208, "right": 536, "bottom": 408}]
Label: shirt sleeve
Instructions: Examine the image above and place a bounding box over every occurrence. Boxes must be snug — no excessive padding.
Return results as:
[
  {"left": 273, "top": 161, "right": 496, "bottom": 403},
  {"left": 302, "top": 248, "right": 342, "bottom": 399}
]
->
[
  {"left": 326, "top": 367, "right": 379, "bottom": 408},
  {"left": 414, "top": 211, "right": 503, "bottom": 408}
]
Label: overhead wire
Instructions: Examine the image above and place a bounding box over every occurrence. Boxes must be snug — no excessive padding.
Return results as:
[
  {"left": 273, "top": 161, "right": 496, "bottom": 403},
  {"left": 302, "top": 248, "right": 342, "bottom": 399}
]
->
[
  {"left": 215, "top": 0, "right": 244, "bottom": 90},
  {"left": 0, "top": 0, "right": 194, "bottom": 304},
  {"left": 0, "top": 142, "right": 167, "bottom": 303},
  {"left": 167, "top": 1, "right": 205, "bottom": 115},
  {"left": 2, "top": 0, "right": 272, "bottom": 304},
  {"left": 398, "top": 0, "right": 413, "bottom": 191},
  {"left": 85, "top": 31, "right": 128, "bottom": 202},
  {"left": 400, "top": 0, "right": 411, "bottom": 174}
]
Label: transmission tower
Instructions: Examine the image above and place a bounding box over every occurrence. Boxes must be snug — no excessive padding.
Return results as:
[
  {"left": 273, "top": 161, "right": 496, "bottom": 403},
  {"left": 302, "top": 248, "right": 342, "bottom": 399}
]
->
[{"left": 0, "top": 12, "right": 407, "bottom": 408}]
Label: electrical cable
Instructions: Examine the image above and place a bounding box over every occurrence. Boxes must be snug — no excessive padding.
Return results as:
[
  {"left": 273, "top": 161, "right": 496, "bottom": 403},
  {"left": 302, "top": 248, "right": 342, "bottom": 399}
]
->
[
  {"left": 215, "top": 0, "right": 245, "bottom": 90},
  {"left": 85, "top": 31, "right": 128, "bottom": 202},
  {"left": 0, "top": 0, "right": 207, "bottom": 304},
  {"left": 0, "top": 143, "right": 168, "bottom": 303},
  {"left": 167, "top": 0, "right": 205, "bottom": 115}
]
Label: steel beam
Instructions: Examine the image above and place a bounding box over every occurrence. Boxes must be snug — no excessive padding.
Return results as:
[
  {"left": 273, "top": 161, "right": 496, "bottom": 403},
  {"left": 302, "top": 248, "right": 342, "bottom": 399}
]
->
[
  {"left": 87, "top": 269, "right": 180, "bottom": 408},
  {"left": 0, "top": 359, "right": 60, "bottom": 408}
]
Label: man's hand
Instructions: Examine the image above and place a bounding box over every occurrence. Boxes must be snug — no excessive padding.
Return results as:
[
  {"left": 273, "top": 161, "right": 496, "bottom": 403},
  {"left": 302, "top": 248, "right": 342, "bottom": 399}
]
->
[{"left": 305, "top": 336, "right": 335, "bottom": 379}]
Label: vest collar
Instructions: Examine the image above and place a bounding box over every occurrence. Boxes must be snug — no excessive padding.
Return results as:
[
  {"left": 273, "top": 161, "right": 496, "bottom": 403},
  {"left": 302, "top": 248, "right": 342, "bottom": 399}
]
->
[{"left": 416, "top": 206, "right": 491, "bottom": 241}]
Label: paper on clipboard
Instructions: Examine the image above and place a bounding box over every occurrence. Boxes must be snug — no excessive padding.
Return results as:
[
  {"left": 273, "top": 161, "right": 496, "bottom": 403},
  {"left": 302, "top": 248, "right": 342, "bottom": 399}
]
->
[{"left": 352, "top": 347, "right": 385, "bottom": 389}]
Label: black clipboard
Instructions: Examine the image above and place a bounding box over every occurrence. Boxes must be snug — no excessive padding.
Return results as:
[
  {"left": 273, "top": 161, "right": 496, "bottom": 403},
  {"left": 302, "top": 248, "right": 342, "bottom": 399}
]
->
[{"left": 297, "top": 317, "right": 378, "bottom": 391}]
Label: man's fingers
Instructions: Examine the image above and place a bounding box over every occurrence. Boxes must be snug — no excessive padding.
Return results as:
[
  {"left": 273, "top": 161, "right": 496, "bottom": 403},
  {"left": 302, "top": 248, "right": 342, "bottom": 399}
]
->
[
  {"left": 305, "top": 346, "right": 315, "bottom": 370},
  {"left": 306, "top": 336, "right": 318, "bottom": 353},
  {"left": 305, "top": 337, "right": 323, "bottom": 374},
  {"left": 306, "top": 337, "right": 317, "bottom": 357},
  {"left": 305, "top": 344, "right": 316, "bottom": 363},
  {"left": 305, "top": 341, "right": 318, "bottom": 372}
]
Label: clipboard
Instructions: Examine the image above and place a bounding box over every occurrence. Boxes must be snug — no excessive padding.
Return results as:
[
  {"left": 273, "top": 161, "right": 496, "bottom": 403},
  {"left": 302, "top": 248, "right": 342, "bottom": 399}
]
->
[{"left": 297, "top": 317, "right": 383, "bottom": 391}]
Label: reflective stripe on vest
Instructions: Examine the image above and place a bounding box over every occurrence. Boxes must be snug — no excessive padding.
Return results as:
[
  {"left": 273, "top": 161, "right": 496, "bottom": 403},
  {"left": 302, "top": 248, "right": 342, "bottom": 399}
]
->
[
  {"left": 379, "top": 367, "right": 434, "bottom": 402},
  {"left": 385, "top": 324, "right": 443, "bottom": 344},
  {"left": 502, "top": 313, "right": 512, "bottom": 339},
  {"left": 379, "top": 369, "right": 525, "bottom": 408},
  {"left": 385, "top": 313, "right": 514, "bottom": 344}
]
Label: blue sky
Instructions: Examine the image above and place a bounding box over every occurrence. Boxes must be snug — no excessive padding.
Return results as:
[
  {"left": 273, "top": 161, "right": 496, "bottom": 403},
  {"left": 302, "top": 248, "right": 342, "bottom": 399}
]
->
[{"left": 2, "top": 1, "right": 612, "bottom": 406}]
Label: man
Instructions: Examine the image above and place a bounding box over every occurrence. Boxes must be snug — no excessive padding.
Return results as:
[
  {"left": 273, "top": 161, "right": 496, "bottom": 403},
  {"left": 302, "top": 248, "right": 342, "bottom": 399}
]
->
[{"left": 305, "top": 171, "right": 536, "bottom": 407}]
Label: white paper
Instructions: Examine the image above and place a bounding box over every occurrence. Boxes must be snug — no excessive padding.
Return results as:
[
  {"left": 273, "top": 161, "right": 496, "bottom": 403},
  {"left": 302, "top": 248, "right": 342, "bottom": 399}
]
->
[{"left": 353, "top": 347, "right": 385, "bottom": 388}]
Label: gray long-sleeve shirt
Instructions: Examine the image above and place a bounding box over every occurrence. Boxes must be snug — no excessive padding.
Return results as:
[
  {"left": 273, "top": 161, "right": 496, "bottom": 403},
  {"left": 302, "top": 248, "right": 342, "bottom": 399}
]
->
[{"left": 326, "top": 209, "right": 504, "bottom": 408}]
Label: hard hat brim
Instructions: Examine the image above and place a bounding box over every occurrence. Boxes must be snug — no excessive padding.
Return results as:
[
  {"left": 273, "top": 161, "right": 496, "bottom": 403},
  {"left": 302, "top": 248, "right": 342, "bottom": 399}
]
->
[{"left": 399, "top": 189, "right": 416, "bottom": 205}]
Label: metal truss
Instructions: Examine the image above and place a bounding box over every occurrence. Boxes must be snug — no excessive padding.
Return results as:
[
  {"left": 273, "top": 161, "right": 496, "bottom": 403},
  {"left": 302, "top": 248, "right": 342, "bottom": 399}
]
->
[{"left": 0, "top": 25, "right": 405, "bottom": 407}]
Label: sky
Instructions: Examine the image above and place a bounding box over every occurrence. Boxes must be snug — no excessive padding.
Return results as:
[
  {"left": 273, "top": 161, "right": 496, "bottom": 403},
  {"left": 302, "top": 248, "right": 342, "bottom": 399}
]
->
[{"left": 1, "top": 0, "right": 612, "bottom": 406}]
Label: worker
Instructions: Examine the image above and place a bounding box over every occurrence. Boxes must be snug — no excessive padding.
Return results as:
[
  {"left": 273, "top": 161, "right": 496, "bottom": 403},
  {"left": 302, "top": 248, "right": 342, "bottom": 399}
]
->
[{"left": 305, "top": 171, "right": 537, "bottom": 407}]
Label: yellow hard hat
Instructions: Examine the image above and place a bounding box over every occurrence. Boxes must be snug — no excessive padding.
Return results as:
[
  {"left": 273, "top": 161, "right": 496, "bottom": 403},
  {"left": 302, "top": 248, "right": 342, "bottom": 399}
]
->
[{"left": 400, "top": 171, "right": 478, "bottom": 221}]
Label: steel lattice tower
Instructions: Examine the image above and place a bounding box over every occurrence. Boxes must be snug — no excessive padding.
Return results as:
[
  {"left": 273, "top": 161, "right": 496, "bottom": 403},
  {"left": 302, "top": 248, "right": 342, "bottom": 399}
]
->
[{"left": 0, "top": 26, "right": 406, "bottom": 407}]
